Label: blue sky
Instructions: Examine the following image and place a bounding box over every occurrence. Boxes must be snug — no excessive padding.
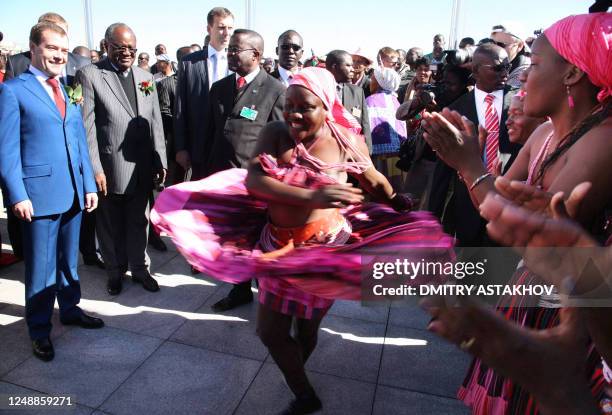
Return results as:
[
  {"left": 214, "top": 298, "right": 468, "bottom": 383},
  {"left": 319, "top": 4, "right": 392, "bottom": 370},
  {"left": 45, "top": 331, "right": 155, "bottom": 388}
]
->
[{"left": 2, "top": 0, "right": 588, "bottom": 63}]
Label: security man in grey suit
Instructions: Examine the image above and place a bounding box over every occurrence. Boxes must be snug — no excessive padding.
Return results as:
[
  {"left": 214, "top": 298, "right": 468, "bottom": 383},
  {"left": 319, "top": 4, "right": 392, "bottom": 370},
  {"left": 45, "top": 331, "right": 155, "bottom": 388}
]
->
[
  {"left": 206, "top": 29, "right": 285, "bottom": 312},
  {"left": 76, "top": 23, "right": 167, "bottom": 295},
  {"left": 174, "top": 7, "right": 235, "bottom": 181},
  {"left": 325, "top": 50, "right": 372, "bottom": 153}
]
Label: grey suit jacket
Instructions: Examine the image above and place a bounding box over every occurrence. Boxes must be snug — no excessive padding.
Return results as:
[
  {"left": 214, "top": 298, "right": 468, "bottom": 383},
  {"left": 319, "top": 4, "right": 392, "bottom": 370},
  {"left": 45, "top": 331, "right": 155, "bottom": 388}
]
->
[
  {"left": 173, "top": 49, "right": 211, "bottom": 164},
  {"left": 5, "top": 51, "right": 90, "bottom": 86},
  {"left": 341, "top": 83, "right": 372, "bottom": 153},
  {"left": 205, "top": 70, "right": 285, "bottom": 175},
  {"left": 75, "top": 58, "right": 167, "bottom": 195}
]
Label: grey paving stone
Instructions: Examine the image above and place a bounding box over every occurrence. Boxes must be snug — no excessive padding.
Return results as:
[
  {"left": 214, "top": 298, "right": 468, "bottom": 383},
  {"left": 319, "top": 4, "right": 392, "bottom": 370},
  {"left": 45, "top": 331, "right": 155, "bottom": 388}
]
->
[
  {"left": 100, "top": 341, "right": 261, "bottom": 415},
  {"left": 170, "top": 284, "right": 268, "bottom": 361},
  {"left": 3, "top": 327, "right": 161, "bottom": 408},
  {"left": 87, "top": 256, "right": 220, "bottom": 339},
  {"left": 235, "top": 362, "right": 375, "bottom": 415},
  {"left": 147, "top": 246, "right": 179, "bottom": 271},
  {"left": 0, "top": 266, "right": 26, "bottom": 306},
  {"left": 305, "top": 314, "right": 385, "bottom": 383},
  {"left": 0, "top": 381, "right": 94, "bottom": 414},
  {"left": 0, "top": 304, "right": 72, "bottom": 378},
  {"left": 328, "top": 300, "right": 389, "bottom": 324},
  {"left": 378, "top": 325, "right": 471, "bottom": 398},
  {"left": 373, "top": 384, "right": 469, "bottom": 415},
  {"left": 388, "top": 302, "right": 432, "bottom": 331}
]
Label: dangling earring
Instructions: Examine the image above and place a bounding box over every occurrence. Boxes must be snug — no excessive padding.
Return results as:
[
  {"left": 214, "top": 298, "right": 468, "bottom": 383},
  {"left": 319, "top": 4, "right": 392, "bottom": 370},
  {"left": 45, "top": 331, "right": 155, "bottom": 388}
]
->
[{"left": 566, "top": 85, "right": 575, "bottom": 108}]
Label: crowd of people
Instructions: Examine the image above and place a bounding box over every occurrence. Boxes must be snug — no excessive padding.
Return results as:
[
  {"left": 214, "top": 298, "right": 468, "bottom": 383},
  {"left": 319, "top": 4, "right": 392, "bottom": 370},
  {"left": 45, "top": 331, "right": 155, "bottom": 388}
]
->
[{"left": 0, "top": 3, "right": 610, "bottom": 415}]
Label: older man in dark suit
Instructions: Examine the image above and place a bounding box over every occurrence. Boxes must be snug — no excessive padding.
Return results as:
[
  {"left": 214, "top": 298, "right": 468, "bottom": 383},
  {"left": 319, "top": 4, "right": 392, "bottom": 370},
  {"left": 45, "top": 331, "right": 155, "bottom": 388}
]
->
[
  {"left": 4, "top": 12, "right": 98, "bottom": 267},
  {"left": 427, "top": 43, "right": 521, "bottom": 247},
  {"left": 173, "top": 7, "right": 235, "bottom": 181},
  {"left": 270, "top": 30, "right": 303, "bottom": 87},
  {"left": 205, "top": 29, "right": 285, "bottom": 311},
  {"left": 76, "top": 23, "right": 167, "bottom": 295},
  {"left": 325, "top": 50, "right": 372, "bottom": 153}
]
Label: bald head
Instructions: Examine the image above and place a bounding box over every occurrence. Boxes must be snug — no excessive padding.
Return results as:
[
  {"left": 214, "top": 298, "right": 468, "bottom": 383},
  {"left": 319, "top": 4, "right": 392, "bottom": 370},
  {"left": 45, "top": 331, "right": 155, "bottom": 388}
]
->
[
  {"left": 233, "top": 29, "right": 264, "bottom": 55},
  {"left": 473, "top": 43, "right": 507, "bottom": 65}
]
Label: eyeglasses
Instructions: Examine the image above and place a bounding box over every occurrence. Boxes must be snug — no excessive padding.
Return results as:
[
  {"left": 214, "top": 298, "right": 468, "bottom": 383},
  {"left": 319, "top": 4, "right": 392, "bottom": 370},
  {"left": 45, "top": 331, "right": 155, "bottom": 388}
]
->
[
  {"left": 227, "top": 46, "right": 257, "bottom": 55},
  {"left": 480, "top": 62, "right": 511, "bottom": 73},
  {"left": 109, "top": 42, "right": 137, "bottom": 55},
  {"left": 279, "top": 43, "right": 302, "bottom": 52},
  {"left": 138, "top": 56, "right": 149, "bottom": 61}
]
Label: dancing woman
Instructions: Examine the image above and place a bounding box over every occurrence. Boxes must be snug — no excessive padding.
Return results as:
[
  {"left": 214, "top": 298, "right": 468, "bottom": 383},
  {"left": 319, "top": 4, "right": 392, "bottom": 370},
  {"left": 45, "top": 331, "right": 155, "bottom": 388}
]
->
[{"left": 152, "top": 67, "right": 452, "bottom": 414}]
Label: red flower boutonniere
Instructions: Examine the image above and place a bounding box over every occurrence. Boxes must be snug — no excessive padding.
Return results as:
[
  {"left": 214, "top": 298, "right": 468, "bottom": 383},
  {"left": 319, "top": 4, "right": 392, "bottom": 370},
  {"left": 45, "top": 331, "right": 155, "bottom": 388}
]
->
[{"left": 139, "top": 80, "right": 155, "bottom": 96}]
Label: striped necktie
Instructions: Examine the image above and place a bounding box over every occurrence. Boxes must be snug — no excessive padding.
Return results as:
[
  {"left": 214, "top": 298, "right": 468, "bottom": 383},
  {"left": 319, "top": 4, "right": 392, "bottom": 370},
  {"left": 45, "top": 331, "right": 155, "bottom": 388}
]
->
[{"left": 484, "top": 94, "right": 499, "bottom": 173}]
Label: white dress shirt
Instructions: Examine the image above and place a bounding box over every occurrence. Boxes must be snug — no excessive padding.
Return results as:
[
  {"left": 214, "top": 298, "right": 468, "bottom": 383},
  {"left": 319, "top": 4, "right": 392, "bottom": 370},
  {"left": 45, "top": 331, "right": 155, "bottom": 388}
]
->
[
  {"left": 277, "top": 66, "right": 298, "bottom": 87},
  {"left": 236, "top": 66, "right": 260, "bottom": 86},
  {"left": 207, "top": 44, "right": 230, "bottom": 89},
  {"left": 473, "top": 86, "right": 503, "bottom": 128},
  {"left": 28, "top": 65, "right": 64, "bottom": 103}
]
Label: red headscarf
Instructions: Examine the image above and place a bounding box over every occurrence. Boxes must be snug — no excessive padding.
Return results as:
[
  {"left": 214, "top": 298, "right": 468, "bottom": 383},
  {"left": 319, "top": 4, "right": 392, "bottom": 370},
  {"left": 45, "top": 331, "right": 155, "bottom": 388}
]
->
[
  {"left": 544, "top": 12, "right": 612, "bottom": 102},
  {"left": 289, "top": 67, "right": 362, "bottom": 134}
]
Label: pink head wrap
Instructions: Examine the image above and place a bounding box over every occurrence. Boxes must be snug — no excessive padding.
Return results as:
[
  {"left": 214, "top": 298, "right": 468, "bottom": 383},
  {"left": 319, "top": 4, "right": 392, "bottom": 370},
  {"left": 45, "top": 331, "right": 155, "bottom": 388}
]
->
[
  {"left": 544, "top": 12, "right": 612, "bottom": 102},
  {"left": 289, "top": 67, "right": 362, "bottom": 134}
]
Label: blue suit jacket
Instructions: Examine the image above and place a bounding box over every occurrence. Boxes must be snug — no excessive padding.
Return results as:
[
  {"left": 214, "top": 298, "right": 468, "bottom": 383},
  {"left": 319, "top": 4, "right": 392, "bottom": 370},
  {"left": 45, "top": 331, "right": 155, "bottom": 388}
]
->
[{"left": 0, "top": 73, "right": 97, "bottom": 217}]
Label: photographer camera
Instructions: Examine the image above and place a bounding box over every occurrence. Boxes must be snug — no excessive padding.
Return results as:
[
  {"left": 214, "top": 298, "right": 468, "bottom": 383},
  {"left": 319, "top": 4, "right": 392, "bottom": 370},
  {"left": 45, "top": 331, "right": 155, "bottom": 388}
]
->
[{"left": 395, "top": 64, "right": 472, "bottom": 207}]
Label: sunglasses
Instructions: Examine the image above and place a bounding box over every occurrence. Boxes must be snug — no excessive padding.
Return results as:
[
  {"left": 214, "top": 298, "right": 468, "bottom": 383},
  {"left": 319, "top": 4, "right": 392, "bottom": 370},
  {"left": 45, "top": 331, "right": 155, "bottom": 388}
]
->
[
  {"left": 279, "top": 43, "right": 302, "bottom": 52},
  {"left": 109, "top": 42, "right": 137, "bottom": 55},
  {"left": 481, "top": 62, "right": 511, "bottom": 73}
]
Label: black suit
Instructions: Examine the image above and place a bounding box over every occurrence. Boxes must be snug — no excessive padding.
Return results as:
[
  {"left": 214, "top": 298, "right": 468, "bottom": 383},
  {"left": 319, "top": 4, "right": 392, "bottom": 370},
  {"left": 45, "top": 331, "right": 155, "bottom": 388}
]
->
[
  {"left": 270, "top": 68, "right": 281, "bottom": 80},
  {"left": 3, "top": 51, "right": 94, "bottom": 261},
  {"left": 428, "top": 86, "right": 521, "bottom": 247},
  {"left": 205, "top": 70, "right": 286, "bottom": 174},
  {"left": 173, "top": 49, "right": 212, "bottom": 177},
  {"left": 205, "top": 69, "right": 285, "bottom": 299},
  {"left": 340, "top": 83, "right": 372, "bottom": 153}
]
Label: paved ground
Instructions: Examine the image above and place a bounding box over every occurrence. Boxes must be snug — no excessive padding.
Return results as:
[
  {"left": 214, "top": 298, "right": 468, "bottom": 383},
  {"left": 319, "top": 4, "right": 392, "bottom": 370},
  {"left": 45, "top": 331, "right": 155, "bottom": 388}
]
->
[{"left": 0, "top": 207, "right": 471, "bottom": 415}]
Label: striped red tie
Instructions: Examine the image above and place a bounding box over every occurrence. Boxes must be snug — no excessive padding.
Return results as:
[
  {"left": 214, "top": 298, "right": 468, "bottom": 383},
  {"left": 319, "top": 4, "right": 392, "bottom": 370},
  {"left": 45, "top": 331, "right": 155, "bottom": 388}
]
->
[
  {"left": 46, "top": 77, "right": 66, "bottom": 119},
  {"left": 484, "top": 94, "right": 499, "bottom": 173}
]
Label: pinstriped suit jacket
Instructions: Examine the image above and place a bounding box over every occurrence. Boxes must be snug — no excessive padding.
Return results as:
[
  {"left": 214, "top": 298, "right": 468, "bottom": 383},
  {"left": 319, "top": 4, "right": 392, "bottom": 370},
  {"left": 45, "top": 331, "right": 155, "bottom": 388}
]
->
[{"left": 76, "top": 58, "right": 167, "bottom": 195}]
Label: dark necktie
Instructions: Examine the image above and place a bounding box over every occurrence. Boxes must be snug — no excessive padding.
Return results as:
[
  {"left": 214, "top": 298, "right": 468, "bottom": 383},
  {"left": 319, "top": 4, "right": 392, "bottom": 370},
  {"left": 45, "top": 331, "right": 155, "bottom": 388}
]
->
[{"left": 46, "top": 77, "right": 66, "bottom": 119}]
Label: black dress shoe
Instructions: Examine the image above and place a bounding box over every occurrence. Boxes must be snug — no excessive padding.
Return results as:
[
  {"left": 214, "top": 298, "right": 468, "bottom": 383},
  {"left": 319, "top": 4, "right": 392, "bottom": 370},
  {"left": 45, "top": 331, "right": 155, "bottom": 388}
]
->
[
  {"left": 83, "top": 256, "right": 106, "bottom": 269},
  {"left": 107, "top": 277, "right": 123, "bottom": 295},
  {"left": 211, "top": 294, "right": 253, "bottom": 312},
  {"left": 133, "top": 272, "right": 160, "bottom": 292},
  {"left": 61, "top": 313, "right": 105, "bottom": 329},
  {"left": 148, "top": 236, "right": 168, "bottom": 252},
  {"left": 279, "top": 391, "right": 322, "bottom": 415},
  {"left": 32, "top": 338, "right": 54, "bottom": 362}
]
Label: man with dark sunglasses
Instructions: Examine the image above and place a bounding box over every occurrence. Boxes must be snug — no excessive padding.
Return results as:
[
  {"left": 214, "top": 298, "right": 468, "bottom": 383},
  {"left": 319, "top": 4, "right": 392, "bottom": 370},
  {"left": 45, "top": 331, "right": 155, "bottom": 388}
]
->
[
  {"left": 270, "top": 30, "right": 303, "bottom": 87},
  {"left": 428, "top": 43, "right": 521, "bottom": 248}
]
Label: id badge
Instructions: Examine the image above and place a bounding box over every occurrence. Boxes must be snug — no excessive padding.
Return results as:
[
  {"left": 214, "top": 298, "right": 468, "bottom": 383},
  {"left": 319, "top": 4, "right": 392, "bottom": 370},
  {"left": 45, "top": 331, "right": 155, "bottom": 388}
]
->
[
  {"left": 351, "top": 107, "right": 362, "bottom": 118},
  {"left": 240, "top": 106, "right": 258, "bottom": 121}
]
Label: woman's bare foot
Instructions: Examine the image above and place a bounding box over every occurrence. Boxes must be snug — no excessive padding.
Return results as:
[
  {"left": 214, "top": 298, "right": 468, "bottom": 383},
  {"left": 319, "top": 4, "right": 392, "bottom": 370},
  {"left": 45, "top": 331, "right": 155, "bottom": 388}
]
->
[{"left": 420, "top": 297, "right": 600, "bottom": 415}]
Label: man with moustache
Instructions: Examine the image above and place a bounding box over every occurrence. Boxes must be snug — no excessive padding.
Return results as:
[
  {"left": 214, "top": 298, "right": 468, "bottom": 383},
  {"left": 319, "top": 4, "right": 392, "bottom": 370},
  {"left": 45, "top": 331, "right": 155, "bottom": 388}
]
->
[
  {"left": 76, "top": 23, "right": 167, "bottom": 295},
  {"left": 205, "top": 29, "right": 285, "bottom": 311},
  {"left": 174, "top": 7, "right": 235, "bottom": 181},
  {"left": 270, "top": 30, "right": 303, "bottom": 87},
  {"left": 0, "top": 22, "right": 103, "bottom": 361},
  {"left": 325, "top": 50, "right": 372, "bottom": 153}
]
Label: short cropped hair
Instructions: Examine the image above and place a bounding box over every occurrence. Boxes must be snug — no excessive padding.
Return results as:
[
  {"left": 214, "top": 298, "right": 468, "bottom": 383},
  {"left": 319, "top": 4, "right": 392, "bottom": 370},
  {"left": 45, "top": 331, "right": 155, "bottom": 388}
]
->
[
  {"left": 38, "top": 12, "right": 67, "bottom": 26},
  {"left": 207, "top": 7, "right": 234, "bottom": 26},
  {"left": 29, "top": 22, "right": 66, "bottom": 46}
]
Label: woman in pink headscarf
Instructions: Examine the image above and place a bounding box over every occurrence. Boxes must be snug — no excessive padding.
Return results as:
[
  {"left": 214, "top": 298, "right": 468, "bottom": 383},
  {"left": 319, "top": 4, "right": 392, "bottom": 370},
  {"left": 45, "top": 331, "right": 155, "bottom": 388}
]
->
[
  {"left": 152, "top": 67, "right": 452, "bottom": 413},
  {"left": 419, "top": 12, "right": 612, "bottom": 415}
]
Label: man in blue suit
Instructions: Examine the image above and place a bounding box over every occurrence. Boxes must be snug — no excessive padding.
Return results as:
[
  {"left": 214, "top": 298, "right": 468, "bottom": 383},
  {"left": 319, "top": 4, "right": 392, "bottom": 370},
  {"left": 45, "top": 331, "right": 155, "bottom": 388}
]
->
[{"left": 0, "top": 22, "right": 104, "bottom": 362}]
